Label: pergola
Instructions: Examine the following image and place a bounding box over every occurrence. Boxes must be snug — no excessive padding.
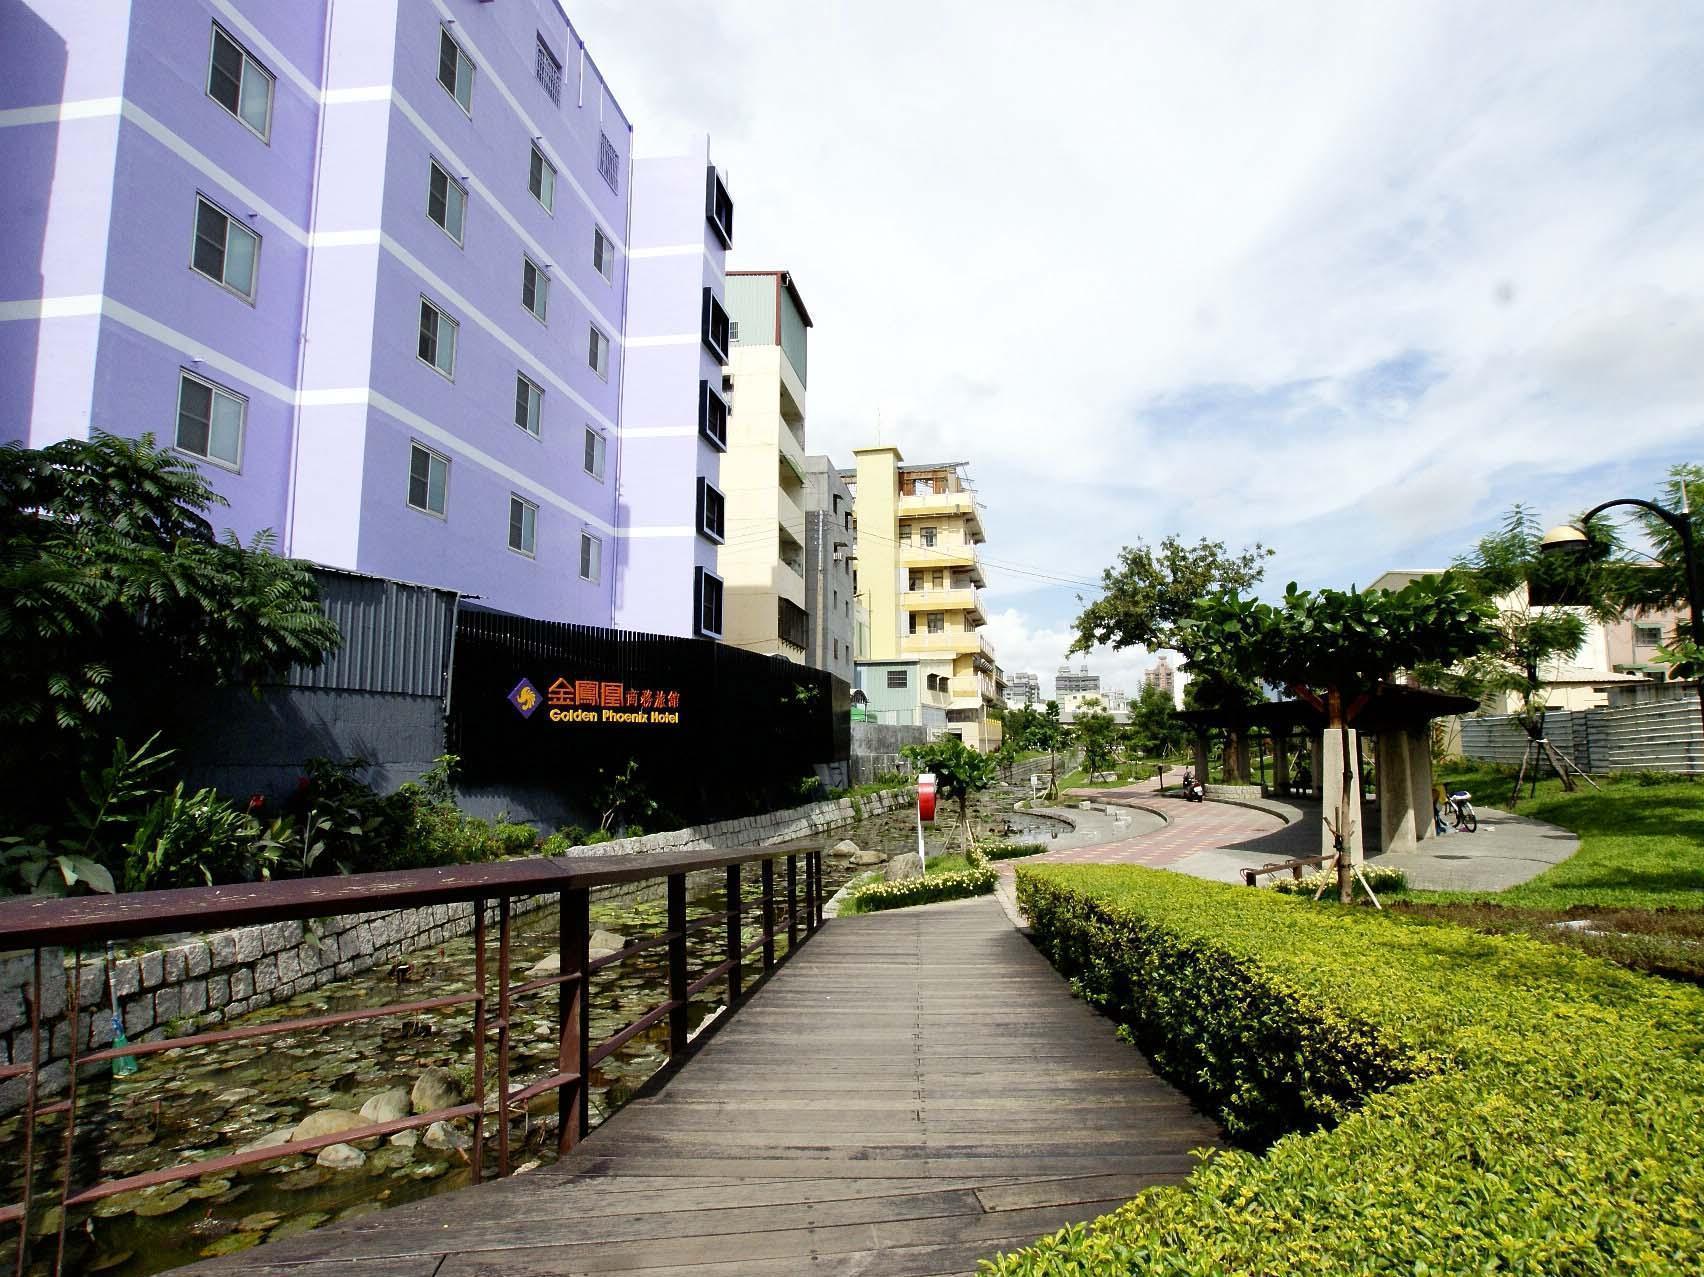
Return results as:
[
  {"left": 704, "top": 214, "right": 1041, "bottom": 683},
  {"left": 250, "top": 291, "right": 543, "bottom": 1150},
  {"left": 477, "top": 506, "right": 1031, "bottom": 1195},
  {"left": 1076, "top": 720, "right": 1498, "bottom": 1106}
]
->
[{"left": 1178, "top": 685, "right": 1479, "bottom": 856}]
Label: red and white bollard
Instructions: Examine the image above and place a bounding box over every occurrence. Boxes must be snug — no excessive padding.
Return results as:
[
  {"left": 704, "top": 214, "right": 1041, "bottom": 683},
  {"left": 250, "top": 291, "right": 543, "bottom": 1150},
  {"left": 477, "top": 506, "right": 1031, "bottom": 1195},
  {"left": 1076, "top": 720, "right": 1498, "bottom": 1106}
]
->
[{"left": 916, "top": 772, "right": 937, "bottom": 871}]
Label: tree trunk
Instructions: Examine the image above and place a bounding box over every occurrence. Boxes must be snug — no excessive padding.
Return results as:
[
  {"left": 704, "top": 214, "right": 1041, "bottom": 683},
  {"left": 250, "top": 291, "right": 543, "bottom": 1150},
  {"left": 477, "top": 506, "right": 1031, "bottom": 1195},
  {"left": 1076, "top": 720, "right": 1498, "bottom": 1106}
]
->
[{"left": 1329, "top": 690, "right": 1354, "bottom": 905}]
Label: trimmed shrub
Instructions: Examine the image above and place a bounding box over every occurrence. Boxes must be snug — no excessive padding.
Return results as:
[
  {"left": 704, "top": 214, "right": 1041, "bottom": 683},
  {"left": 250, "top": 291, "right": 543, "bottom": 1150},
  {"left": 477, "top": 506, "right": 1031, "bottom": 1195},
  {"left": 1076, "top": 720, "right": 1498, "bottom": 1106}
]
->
[
  {"left": 493, "top": 821, "right": 539, "bottom": 854},
  {"left": 981, "top": 864, "right": 1704, "bottom": 1275},
  {"left": 843, "top": 867, "right": 996, "bottom": 914},
  {"left": 984, "top": 841, "right": 1048, "bottom": 862}
]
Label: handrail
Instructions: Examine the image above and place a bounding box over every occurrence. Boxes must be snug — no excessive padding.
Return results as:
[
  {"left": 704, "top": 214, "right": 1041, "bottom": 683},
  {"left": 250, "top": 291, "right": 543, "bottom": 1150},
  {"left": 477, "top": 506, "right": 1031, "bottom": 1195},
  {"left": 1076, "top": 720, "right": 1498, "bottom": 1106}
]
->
[{"left": 0, "top": 843, "right": 826, "bottom": 1275}]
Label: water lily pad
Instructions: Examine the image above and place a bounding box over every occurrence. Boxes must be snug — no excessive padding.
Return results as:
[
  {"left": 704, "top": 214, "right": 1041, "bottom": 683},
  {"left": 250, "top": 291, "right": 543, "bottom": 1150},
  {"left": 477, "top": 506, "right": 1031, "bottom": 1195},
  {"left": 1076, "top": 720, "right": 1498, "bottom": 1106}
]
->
[
  {"left": 134, "top": 1187, "right": 194, "bottom": 1217},
  {"left": 238, "top": 1210, "right": 283, "bottom": 1231},
  {"left": 199, "top": 1231, "right": 263, "bottom": 1258},
  {"left": 88, "top": 1250, "right": 134, "bottom": 1272},
  {"left": 275, "top": 1167, "right": 330, "bottom": 1191},
  {"left": 267, "top": 1210, "right": 330, "bottom": 1240},
  {"left": 186, "top": 1177, "right": 233, "bottom": 1200}
]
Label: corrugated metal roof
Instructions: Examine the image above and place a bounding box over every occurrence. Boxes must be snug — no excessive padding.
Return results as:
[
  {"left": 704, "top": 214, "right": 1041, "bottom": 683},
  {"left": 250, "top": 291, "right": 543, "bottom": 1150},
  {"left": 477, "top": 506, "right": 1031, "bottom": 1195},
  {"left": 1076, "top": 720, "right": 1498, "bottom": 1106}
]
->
[{"left": 287, "top": 568, "right": 458, "bottom": 699}]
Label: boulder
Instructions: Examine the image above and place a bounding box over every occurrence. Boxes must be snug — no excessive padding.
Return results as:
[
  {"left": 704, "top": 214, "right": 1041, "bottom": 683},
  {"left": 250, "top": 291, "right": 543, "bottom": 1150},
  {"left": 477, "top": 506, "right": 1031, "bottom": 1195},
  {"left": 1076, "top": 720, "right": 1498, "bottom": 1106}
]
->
[
  {"left": 590, "top": 930, "right": 627, "bottom": 959},
  {"left": 423, "top": 1120, "right": 471, "bottom": 1153},
  {"left": 527, "top": 953, "right": 561, "bottom": 978},
  {"left": 884, "top": 852, "right": 923, "bottom": 883},
  {"left": 289, "top": 1109, "right": 365, "bottom": 1142},
  {"left": 388, "top": 1129, "right": 420, "bottom": 1149},
  {"left": 830, "top": 840, "right": 861, "bottom": 857},
  {"left": 316, "top": 1142, "right": 366, "bottom": 1170},
  {"left": 238, "top": 1129, "right": 294, "bottom": 1154},
  {"left": 410, "top": 1067, "right": 463, "bottom": 1116},
  {"left": 359, "top": 1087, "right": 411, "bottom": 1124},
  {"left": 849, "top": 848, "right": 886, "bottom": 867}
]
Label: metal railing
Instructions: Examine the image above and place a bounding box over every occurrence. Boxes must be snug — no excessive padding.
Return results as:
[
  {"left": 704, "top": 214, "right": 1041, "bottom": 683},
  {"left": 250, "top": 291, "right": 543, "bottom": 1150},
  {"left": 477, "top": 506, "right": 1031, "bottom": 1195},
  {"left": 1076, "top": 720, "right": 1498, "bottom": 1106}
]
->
[{"left": 0, "top": 845, "right": 826, "bottom": 1275}]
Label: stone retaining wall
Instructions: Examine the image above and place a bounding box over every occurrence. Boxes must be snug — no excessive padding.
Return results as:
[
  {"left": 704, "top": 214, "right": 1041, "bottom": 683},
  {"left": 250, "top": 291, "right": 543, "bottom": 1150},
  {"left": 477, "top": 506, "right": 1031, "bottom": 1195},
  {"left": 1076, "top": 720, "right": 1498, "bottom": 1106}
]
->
[{"left": 0, "top": 787, "right": 911, "bottom": 1112}]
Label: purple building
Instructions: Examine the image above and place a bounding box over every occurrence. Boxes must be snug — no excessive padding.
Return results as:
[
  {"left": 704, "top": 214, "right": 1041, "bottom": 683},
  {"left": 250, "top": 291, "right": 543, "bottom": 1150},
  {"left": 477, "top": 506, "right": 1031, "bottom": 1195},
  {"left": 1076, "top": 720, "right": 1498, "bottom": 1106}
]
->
[
  {"left": 1, "top": 0, "right": 651, "bottom": 625},
  {"left": 613, "top": 137, "right": 733, "bottom": 638}
]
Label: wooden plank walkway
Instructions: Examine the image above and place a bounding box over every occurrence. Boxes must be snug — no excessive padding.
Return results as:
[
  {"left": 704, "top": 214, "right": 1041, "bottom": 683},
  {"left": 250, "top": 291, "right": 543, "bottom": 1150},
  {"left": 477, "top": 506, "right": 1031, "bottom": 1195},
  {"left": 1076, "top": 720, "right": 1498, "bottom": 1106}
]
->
[{"left": 181, "top": 895, "right": 1221, "bottom": 1276}]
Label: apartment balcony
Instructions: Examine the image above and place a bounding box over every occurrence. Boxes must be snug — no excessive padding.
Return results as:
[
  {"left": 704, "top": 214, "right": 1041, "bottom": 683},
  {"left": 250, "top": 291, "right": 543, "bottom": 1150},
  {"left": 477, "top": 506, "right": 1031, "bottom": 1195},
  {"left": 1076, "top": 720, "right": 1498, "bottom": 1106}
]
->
[
  {"left": 900, "top": 586, "right": 985, "bottom": 624},
  {"left": 779, "top": 484, "right": 806, "bottom": 546},
  {"left": 904, "top": 631, "right": 995, "bottom": 660},
  {"left": 898, "top": 544, "right": 984, "bottom": 580},
  {"left": 898, "top": 491, "right": 985, "bottom": 542},
  {"left": 776, "top": 415, "right": 807, "bottom": 485}
]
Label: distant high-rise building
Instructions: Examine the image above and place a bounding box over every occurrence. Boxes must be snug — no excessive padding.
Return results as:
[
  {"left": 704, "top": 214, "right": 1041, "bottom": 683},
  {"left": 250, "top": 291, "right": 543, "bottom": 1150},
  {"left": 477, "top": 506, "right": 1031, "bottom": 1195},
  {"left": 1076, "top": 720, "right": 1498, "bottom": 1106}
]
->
[
  {"left": 1144, "top": 654, "right": 1176, "bottom": 698},
  {"left": 1056, "top": 663, "right": 1100, "bottom": 696},
  {"left": 1005, "top": 671, "right": 1041, "bottom": 708},
  {"left": 804, "top": 455, "right": 855, "bottom": 682}
]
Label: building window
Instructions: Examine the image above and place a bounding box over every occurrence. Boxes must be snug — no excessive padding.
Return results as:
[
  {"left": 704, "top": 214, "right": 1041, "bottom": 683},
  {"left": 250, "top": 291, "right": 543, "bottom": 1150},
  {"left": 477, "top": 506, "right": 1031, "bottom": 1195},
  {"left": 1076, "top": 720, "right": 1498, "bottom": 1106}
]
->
[
  {"left": 427, "top": 160, "right": 466, "bottom": 244},
  {"left": 593, "top": 226, "right": 614, "bottom": 281},
  {"left": 583, "top": 427, "right": 605, "bottom": 480},
  {"left": 597, "top": 131, "right": 620, "bottom": 193},
  {"left": 778, "top": 598, "right": 808, "bottom": 650},
  {"left": 1634, "top": 623, "right": 1664, "bottom": 648},
  {"left": 175, "top": 370, "right": 245, "bottom": 469},
  {"left": 522, "top": 256, "right": 549, "bottom": 322},
  {"left": 928, "top": 612, "right": 945, "bottom": 634},
  {"left": 191, "top": 196, "right": 259, "bottom": 300},
  {"left": 207, "top": 23, "right": 273, "bottom": 141},
  {"left": 417, "top": 298, "right": 458, "bottom": 378},
  {"left": 408, "top": 443, "right": 448, "bottom": 517},
  {"left": 437, "top": 27, "right": 475, "bottom": 114},
  {"left": 508, "top": 494, "right": 537, "bottom": 556},
  {"left": 514, "top": 373, "right": 543, "bottom": 437},
  {"left": 697, "top": 380, "right": 728, "bottom": 450},
  {"left": 529, "top": 145, "right": 555, "bottom": 213},
  {"left": 832, "top": 638, "right": 839, "bottom": 661},
  {"left": 728, "top": 319, "right": 741, "bottom": 344},
  {"left": 705, "top": 165, "right": 734, "bottom": 248},
  {"left": 534, "top": 34, "right": 562, "bottom": 105},
  {"left": 886, "top": 669, "right": 908, "bottom": 689},
  {"left": 701, "top": 288, "right": 729, "bottom": 361},
  {"left": 697, "top": 478, "right": 725, "bottom": 543},
  {"left": 899, "top": 525, "right": 912, "bottom": 544},
  {"left": 695, "top": 568, "right": 724, "bottom": 638},
  {"left": 580, "top": 531, "right": 602, "bottom": 582},
  {"left": 587, "top": 324, "right": 610, "bottom": 379}
]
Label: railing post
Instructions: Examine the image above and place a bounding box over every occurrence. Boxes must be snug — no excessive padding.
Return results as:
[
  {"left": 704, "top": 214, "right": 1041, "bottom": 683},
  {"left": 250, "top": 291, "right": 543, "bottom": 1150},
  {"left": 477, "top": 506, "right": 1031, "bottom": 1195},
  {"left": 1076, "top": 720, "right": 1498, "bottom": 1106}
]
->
[
  {"left": 725, "top": 863, "right": 743, "bottom": 1005},
  {"left": 54, "top": 947, "right": 83, "bottom": 1273},
  {"left": 478, "top": 898, "right": 493, "bottom": 1181},
  {"left": 787, "top": 854, "right": 800, "bottom": 951},
  {"left": 668, "top": 872, "right": 688, "bottom": 1060},
  {"left": 761, "top": 857, "right": 776, "bottom": 972},
  {"left": 806, "top": 852, "right": 820, "bottom": 934},
  {"left": 559, "top": 887, "right": 589, "bottom": 1151}
]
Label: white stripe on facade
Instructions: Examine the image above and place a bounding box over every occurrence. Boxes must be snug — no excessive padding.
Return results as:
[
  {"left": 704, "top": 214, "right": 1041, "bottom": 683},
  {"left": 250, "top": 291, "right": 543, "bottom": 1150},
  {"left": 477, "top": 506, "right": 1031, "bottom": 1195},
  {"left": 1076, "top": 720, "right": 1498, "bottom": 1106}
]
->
[
  {"left": 620, "top": 526, "right": 697, "bottom": 538},
  {"left": 625, "top": 334, "right": 701, "bottom": 349},
  {"left": 620, "top": 427, "right": 698, "bottom": 439},
  {"left": 0, "top": 293, "right": 651, "bottom": 537},
  {"left": 0, "top": 97, "right": 123, "bottom": 127},
  {"left": 390, "top": 92, "right": 623, "bottom": 341}
]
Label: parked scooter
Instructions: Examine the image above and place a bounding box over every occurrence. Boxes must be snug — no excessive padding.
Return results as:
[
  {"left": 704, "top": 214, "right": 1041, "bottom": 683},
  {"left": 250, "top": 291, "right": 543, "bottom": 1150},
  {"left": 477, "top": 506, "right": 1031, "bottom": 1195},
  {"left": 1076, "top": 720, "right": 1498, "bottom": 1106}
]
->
[{"left": 1181, "top": 770, "right": 1206, "bottom": 802}]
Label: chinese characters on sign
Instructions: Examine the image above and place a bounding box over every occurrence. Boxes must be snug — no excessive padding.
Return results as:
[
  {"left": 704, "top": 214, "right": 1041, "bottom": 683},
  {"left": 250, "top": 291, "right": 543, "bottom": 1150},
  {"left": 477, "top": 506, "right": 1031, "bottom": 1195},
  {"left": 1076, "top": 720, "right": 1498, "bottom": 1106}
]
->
[{"left": 510, "top": 676, "right": 683, "bottom": 725}]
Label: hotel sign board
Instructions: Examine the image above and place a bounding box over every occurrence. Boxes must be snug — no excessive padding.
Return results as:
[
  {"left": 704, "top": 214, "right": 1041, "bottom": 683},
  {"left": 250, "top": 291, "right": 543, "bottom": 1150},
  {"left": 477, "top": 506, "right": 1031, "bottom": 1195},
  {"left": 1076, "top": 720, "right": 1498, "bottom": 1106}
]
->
[{"left": 507, "top": 676, "right": 684, "bottom": 728}]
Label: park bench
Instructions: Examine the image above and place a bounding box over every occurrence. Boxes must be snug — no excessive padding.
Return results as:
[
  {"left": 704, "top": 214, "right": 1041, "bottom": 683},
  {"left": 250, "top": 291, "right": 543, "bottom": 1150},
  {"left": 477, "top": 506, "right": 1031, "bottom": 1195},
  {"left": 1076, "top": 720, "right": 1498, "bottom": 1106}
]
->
[{"left": 1241, "top": 853, "right": 1332, "bottom": 887}]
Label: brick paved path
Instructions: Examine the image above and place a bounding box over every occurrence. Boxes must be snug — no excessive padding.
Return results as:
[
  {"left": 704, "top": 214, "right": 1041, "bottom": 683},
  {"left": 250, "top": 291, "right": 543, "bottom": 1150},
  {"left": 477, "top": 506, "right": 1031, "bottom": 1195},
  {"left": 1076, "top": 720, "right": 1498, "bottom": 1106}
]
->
[{"left": 1007, "top": 788, "right": 1286, "bottom": 871}]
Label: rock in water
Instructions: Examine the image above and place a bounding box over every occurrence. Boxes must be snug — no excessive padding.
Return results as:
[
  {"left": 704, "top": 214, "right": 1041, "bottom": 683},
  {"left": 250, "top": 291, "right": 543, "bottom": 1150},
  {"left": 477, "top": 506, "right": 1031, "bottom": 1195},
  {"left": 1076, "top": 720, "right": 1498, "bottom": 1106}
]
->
[
  {"left": 830, "top": 840, "right": 861, "bottom": 857},
  {"left": 884, "top": 852, "right": 923, "bottom": 882},
  {"left": 849, "top": 848, "right": 886, "bottom": 866},
  {"left": 359, "top": 1087, "right": 411, "bottom": 1124},
  {"left": 410, "top": 1067, "right": 463, "bottom": 1115},
  {"left": 316, "top": 1143, "right": 366, "bottom": 1170},
  {"left": 528, "top": 952, "right": 561, "bottom": 978},
  {"left": 289, "top": 1110, "right": 366, "bottom": 1142},
  {"left": 388, "top": 1129, "right": 420, "bottom": 1149},
  {"left": 423, "top": 1120, "right": 471, "bottom": 1153},
  {"left": 589, "top": 929, "right": 627, "bottom": 958}
]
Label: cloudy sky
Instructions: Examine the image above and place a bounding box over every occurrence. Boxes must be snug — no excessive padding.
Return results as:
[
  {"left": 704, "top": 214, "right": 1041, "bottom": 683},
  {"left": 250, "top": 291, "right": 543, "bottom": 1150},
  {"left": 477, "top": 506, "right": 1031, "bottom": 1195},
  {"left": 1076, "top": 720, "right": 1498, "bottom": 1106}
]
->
[{"left": 577, "top": 0, "right": 1704, "bottom": 700}]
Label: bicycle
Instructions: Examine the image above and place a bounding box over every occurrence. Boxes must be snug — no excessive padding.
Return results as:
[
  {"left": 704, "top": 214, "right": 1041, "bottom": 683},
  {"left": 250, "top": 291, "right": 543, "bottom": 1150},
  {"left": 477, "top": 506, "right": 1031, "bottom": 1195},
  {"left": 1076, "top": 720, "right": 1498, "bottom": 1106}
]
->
[{"left": 1439, "top": 789, "right": 1477, "bottom": 833}]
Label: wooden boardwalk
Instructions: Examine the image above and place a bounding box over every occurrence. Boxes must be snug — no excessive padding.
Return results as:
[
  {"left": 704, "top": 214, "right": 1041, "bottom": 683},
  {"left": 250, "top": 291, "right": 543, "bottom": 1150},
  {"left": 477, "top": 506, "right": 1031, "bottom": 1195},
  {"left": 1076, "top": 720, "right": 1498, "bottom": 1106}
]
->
[{"left": 184, "top": 895, "right": 1220, "bottom": 1276}]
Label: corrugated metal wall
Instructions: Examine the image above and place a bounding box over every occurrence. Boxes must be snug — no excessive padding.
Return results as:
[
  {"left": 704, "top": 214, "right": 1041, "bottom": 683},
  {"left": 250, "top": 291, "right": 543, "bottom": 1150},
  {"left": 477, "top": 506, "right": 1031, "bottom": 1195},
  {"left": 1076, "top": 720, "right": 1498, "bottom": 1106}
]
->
[
  {"left": 286, "top": 569, "right": 458, "bottom": 699},
  {"left": 1459, "top": 701, "right": 1703, "bottom": 775},
  {"left": 779, "top": 285, "right": 808, "bottom": 386},
  {"left": 725, "top": 274, "right": 776, "bottom": 347}
]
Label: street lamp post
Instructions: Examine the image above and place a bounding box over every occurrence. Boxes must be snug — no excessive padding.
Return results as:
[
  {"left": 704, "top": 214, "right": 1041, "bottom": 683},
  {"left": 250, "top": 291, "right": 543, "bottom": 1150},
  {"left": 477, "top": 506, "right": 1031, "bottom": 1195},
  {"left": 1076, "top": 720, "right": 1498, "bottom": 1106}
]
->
[{"left": 1540, "top": 498, "right": 1704, "bottom": 745}]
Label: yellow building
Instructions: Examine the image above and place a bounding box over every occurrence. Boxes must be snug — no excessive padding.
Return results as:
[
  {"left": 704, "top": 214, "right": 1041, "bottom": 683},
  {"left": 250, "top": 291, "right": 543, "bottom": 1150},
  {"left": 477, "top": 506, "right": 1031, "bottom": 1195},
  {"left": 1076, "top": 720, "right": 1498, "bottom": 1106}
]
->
[
  {"left": 719, "top": 271, "right": 812, "bottom": 658},
  {"left": 848, "top": 447, "right": 1003, "bottom": 750}
]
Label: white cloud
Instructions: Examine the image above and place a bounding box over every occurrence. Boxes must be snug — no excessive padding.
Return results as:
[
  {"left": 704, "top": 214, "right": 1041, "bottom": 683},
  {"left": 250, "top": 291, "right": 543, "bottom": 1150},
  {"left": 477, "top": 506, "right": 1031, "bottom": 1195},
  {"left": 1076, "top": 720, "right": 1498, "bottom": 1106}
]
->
[{"left": 576, "top": 0, "right": 1704, "bottom": 640}]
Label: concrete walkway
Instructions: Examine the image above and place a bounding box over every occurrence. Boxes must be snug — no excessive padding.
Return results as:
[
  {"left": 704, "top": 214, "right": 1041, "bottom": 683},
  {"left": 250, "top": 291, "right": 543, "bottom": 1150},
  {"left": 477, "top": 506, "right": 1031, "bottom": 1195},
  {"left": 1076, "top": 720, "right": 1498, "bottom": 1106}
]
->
[{"left": 1006, "top": 785, "right": 1579, "bottom": 895}]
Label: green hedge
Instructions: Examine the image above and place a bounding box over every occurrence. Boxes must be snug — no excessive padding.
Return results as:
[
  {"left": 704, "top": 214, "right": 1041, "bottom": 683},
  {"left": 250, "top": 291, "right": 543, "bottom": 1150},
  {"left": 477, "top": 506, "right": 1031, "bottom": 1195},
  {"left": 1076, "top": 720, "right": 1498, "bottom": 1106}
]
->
[
  {"left": 985, "top": 841, "right": 1049, "bottom": 862},
  {"left": 842, "top": 867, "right": 996, "bottom": 913},
  {"left": 981, "top": 864, "right": 1704, "bottom": 1275}
]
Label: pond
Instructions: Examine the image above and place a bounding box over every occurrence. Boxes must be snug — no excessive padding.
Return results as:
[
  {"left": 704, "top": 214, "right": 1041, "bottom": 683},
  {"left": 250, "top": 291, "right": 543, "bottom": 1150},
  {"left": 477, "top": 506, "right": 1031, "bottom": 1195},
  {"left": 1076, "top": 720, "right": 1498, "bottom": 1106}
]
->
[{"left": 1, "top": 787, "right": 1053, "bottom": 1275}]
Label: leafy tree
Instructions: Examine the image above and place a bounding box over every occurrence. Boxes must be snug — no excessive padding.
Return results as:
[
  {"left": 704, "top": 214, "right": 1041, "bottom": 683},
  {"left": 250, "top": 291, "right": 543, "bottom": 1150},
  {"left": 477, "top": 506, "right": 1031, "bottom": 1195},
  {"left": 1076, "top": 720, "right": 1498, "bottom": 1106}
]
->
[
  {"left": 1073, "top": 698, "right": 1120, "bottom": 779},
  {"left": 901, "top": 736, "right": 1000, "bottom": 844},
  {"left": 1607, "top": 464, "right": 1703, "bottom": 680},
  {"left": 0, "top": 433, "right": 341, "bottom": 825},
  {"left": 1073, "top": 535, "right": 1272, "bottom": 784},
  {"left": 1426, "top": 504, "right": 1624, "bottom": 784},
  {"left": 1185, "top": 575, "right": 1498, "bottom": 901},
  {"left": 1128, "top": 683, "right": 1186, "bottom": 758}
]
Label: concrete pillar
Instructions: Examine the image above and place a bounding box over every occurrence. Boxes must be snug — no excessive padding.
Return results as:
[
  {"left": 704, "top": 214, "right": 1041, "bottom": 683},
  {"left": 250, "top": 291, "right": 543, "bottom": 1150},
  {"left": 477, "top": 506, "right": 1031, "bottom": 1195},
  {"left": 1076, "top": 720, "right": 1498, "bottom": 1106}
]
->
[
  {"left": 1408, "top": 726, "right": 1436, "bottom": 843},
  {"left": 1319, "top": 727, "right": 1365, "bottom": 864},
  {"left": 1378, "top": 732, "right": 1418, "bottom": 854},
  {"left": 1308, "top": 736, "right": 1323, "bottom": 797},
  {"left": 1272, "top": 731, "right": 1290, "bottom": 793}
]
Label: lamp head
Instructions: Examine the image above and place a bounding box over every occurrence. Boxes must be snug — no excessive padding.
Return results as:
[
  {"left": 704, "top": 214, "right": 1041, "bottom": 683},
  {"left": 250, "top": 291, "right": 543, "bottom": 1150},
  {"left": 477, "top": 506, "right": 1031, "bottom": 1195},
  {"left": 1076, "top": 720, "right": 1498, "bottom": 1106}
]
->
[{"left": 1539, "top": 523, "right": 1591, "bottom": 555}]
